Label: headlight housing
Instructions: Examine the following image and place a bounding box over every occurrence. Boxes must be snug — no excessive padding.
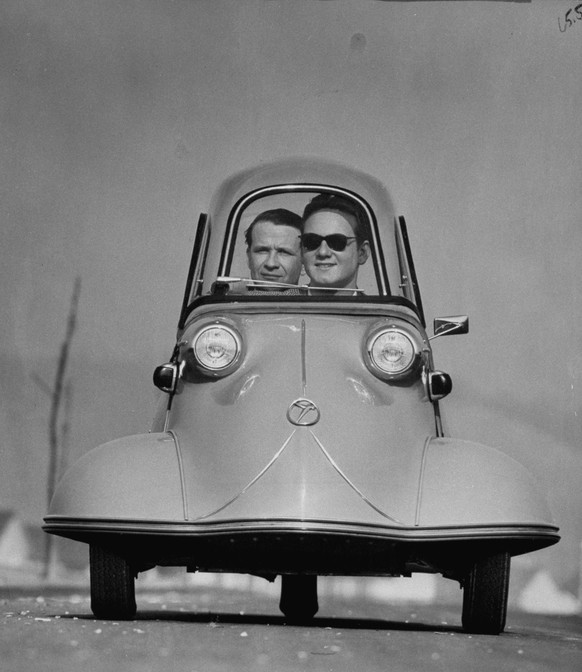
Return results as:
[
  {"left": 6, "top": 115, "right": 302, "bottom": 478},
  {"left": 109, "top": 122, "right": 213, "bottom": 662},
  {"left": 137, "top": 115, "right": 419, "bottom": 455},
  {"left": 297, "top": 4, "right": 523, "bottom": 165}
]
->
[
  {"left": 191, "top": 323, "right": 242, "bottom": 376},
  {"left": 365, "top": 324, "right": 423, "bottom": 380}
]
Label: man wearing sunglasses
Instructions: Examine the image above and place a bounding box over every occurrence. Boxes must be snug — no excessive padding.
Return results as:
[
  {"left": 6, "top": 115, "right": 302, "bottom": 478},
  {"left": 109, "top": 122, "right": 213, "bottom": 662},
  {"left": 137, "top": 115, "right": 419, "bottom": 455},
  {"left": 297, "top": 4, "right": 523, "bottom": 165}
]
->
[{"left": 301, "top": 194, "right": 370, "bottom": 295}]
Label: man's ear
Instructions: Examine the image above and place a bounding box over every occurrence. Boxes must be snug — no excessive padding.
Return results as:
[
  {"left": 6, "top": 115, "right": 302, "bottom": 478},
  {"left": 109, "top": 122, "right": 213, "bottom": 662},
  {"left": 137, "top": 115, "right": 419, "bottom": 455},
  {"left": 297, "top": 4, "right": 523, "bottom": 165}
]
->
[{"left": 358, "top": 241, "right": 370, "bottom": 266}]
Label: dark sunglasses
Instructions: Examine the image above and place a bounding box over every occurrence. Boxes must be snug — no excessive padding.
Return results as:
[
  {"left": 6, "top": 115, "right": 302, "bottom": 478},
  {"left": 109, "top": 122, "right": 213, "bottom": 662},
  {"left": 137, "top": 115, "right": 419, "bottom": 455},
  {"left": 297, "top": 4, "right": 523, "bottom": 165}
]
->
[{"left": 300, "top": 233, "right": 357, "bottom": 252}]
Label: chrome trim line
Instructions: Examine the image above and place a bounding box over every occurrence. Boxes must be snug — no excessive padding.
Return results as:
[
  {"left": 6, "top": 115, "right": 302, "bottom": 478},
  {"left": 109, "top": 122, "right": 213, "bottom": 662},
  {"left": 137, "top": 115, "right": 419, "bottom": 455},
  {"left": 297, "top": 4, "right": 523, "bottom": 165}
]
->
[
  {"left": 301, "top": 318, "right": 307, "bottom": 395},
  {"left": 309, "top": 431, "right": 404, "bottom": 525},
  {"left": 188, "top": 430, "right": 297, "bottom": 521},
  {"left": 42, "top": 517, "right": 560, "bottom": 541},
  {"left": 168, "top": 430, "right": 189, "bottom": 521},
  {"left": 415, "top": 436, "right": 433, "bottom": 527}
]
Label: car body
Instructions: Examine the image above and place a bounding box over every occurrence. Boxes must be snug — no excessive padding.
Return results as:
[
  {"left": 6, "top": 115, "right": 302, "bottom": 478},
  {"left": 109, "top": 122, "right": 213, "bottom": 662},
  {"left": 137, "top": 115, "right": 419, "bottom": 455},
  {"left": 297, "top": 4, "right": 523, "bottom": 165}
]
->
[{"left": 43, "top": 158, "right": 559, "bottom": 633}]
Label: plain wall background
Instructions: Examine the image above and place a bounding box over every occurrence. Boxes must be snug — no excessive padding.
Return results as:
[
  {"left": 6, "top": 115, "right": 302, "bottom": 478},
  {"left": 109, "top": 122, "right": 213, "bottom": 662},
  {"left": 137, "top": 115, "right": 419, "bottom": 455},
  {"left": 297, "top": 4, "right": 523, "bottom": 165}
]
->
[{"left": 1, "top": 0, "right": 580, "bottom": 593}]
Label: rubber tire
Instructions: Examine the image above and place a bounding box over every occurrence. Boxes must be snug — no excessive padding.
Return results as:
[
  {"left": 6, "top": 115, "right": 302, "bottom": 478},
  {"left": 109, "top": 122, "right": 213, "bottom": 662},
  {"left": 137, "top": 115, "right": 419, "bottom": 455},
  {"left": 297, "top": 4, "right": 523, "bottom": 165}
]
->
[
  {"left": 90, "top": 545, "right": 137, "bottom": 620},
  {"left": 462, "top": 551, "right": 510, "bottom": 635},
  {"left": 279, "top": 575, "right": 319, "bottom": 622}
]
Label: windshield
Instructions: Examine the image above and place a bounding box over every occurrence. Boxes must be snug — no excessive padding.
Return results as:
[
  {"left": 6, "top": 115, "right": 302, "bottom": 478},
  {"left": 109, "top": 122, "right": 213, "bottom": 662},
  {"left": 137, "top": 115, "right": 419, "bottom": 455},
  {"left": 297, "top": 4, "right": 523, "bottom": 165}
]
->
[
  {"left": 220, "top": 185, "right": 388, "bottom": 296},
  {"left": 179, "top": 159, "right": 424, "bottom": 326}
]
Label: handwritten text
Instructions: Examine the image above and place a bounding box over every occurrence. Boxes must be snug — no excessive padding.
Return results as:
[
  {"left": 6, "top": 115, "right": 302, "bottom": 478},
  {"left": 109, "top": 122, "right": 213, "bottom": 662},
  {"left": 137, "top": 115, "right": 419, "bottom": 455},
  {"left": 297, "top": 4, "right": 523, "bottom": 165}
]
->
[{"left": 559, "top": 4, "right": 582, "bottom": 32}]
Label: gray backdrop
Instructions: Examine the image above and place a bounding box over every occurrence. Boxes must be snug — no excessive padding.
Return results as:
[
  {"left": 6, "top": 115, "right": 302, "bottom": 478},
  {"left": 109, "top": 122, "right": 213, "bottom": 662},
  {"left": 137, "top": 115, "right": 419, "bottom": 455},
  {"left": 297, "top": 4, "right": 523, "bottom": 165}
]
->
[{"left": 1, "top": 1, "right": 580, "bottom": 597}]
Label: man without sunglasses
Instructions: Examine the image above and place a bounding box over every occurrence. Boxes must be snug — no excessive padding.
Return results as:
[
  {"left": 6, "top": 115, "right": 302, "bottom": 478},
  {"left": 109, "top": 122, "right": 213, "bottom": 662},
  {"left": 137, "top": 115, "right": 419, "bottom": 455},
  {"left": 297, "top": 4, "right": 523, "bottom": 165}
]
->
[
  {"left": 245, "top": 208, "right": 303, "bottom": 293},
  {"left": 301, "top": 194, "right": 370, "bottom": 295}
]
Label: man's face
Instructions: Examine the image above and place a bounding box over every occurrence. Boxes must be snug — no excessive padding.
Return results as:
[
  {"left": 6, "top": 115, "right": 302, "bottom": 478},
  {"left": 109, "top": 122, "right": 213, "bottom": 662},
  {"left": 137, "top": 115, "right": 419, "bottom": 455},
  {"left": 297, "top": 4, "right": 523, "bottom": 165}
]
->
[
  {"left": 246, "top": 220, "right": 302, "bottom": 285},
  {"left": 302, "top": 209, "right": 369, "bottom": 290}
]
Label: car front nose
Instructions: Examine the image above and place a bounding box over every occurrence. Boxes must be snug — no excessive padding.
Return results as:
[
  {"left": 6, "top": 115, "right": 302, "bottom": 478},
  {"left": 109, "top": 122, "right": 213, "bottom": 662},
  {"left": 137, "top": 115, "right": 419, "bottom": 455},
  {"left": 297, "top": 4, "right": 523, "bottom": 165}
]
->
[{"left": 171, "top": 312, "right": 434, "bottom": 526}]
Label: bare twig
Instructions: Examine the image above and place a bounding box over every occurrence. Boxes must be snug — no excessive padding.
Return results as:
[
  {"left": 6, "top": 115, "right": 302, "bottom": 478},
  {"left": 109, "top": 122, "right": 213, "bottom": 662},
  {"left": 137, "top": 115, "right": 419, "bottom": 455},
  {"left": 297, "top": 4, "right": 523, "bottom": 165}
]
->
[{"left": 43, "top": 276, "right": 81, "bottom": 579}]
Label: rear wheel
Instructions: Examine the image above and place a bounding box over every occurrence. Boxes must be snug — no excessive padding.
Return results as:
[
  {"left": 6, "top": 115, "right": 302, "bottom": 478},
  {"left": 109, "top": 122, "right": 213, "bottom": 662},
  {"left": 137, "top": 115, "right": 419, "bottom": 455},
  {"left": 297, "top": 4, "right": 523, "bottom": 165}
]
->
[
  {"left": 90, "top": 545, "right": 136, "bottom": 620},
  {"left": 462, "top": 552, "right": 510, "bottom": 634},
  {"left": 279, "top": 575, "right": 319, "bottom": 622}
]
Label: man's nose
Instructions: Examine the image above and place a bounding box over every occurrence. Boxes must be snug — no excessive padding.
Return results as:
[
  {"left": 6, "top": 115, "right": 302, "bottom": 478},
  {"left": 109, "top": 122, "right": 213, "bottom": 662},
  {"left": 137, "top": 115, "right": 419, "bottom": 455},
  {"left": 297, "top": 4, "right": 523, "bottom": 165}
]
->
[{"left": 264, "top": 251, "right": 280, "bottom": 267}]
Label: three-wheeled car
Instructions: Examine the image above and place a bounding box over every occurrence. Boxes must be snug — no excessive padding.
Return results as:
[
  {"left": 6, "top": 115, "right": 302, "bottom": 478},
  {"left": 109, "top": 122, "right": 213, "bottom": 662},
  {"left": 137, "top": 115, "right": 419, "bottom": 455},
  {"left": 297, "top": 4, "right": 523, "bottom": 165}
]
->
[{"left": 43, "top": 158, "right": 559, "bottom": 634}]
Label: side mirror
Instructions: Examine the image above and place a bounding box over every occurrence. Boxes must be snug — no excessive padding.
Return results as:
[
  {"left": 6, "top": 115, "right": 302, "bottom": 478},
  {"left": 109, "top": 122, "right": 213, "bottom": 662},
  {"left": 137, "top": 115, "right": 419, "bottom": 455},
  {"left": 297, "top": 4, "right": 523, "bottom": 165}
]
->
[
  {"left": 428, "top": 370, "right": 453, "bottom": 401},
  {"left": 431, "top": 315, "right": 469, "bottom": 340},
  {"left": 153, "top": 362, "right": 179, "bottom": 394}
]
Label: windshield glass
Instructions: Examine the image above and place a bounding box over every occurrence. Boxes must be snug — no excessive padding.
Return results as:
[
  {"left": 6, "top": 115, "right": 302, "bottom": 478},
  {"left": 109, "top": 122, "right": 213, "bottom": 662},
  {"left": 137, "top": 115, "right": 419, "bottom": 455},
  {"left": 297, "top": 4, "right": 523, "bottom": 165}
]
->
[
  {"left": 181, "top": 159, "right": 422, "bottom": 319},
  {"left": 222, "top": 186, "right": 385, "bottom": 296}
]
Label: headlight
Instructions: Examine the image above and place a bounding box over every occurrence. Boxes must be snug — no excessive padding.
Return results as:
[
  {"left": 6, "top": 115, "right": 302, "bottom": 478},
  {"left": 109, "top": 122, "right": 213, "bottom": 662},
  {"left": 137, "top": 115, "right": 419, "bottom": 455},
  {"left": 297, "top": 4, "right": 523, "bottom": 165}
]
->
[
  {"left": 192, "top": 323, "right": 242, "bottom": 374},
  {"left": 365, "top": 326, "right": 422, "bottom": 380}
]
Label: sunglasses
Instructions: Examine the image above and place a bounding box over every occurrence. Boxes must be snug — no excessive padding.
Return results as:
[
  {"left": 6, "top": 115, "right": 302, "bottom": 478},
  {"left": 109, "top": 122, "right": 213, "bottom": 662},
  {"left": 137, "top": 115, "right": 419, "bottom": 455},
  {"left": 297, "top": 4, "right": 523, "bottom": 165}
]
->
[{"left": 300, "top": 233, "right": 357, "bottom": 252}]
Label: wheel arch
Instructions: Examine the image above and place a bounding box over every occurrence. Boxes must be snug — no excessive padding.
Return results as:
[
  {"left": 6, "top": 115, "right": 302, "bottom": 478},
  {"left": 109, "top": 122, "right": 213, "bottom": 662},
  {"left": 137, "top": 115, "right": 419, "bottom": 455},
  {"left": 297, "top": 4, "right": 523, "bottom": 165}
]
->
[
  {"left": 46, "top": 432, "right": 187, "bottom": 522},
  {"left": 417, "top": 437, "right": 557, "bottom": 530}
]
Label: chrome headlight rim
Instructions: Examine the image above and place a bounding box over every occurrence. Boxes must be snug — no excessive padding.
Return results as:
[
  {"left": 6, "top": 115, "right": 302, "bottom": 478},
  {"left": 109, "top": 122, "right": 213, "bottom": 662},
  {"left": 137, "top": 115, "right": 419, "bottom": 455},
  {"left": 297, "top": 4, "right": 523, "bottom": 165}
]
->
[
  {"left": 190, "top": 321, "right": 243, "bottom": 377},
  {"left": 364, "top": 323, "right": 424, "bottom": 381}
]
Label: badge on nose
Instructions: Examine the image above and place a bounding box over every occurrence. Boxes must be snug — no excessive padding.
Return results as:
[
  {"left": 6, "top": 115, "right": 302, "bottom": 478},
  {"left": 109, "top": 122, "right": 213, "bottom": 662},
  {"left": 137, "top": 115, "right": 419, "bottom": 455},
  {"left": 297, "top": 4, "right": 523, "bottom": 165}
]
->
[{"left": 286, "top": 398, "right": 320, "bottom": 426}]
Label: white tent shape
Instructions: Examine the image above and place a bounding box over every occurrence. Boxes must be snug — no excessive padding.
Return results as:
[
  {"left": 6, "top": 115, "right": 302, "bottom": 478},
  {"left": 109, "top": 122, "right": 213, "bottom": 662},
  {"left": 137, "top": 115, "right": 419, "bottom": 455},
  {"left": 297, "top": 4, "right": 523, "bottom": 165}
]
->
[{"left": 518, "top": 570, "right": 580, "bottom": 615}]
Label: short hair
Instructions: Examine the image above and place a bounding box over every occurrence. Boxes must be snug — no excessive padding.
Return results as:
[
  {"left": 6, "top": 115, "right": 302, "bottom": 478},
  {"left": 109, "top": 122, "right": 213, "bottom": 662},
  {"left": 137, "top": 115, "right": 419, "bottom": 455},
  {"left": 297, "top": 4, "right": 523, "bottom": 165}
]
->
[
  {"left": 302, "top": 193, "right": 369, "bottom": 245},
  {"left": 245, "top": 208, "right": 302, "bottom": 248}
]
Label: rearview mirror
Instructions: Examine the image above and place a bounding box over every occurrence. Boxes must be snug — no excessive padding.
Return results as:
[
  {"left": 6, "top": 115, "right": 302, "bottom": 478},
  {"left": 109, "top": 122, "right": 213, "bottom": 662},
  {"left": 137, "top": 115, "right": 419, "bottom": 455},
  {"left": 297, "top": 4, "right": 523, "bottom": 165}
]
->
[{"left": 430, "top": 315, "right": 469, "bottom": 340}]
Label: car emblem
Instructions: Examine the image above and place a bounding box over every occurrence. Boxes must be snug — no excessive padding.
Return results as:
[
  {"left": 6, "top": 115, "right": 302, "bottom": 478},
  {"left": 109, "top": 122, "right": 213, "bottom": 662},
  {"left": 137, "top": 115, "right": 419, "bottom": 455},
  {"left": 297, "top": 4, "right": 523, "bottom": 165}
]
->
[{"left": 287, "top": 398, "right": 320, "bottom": 426}]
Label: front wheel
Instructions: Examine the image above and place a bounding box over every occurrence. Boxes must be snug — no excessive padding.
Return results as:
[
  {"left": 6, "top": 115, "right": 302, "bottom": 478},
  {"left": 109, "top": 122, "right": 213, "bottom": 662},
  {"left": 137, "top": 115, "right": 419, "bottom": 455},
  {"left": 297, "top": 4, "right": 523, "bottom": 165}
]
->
[
  {"left": 462, "top": 552, "right": 510, "bottom": 635},
  {"left": 279, "top": 575, "right": 319, "bottom": 622},
  {"left": 90, "top": 545, "right": 136, "bottom": 620}
]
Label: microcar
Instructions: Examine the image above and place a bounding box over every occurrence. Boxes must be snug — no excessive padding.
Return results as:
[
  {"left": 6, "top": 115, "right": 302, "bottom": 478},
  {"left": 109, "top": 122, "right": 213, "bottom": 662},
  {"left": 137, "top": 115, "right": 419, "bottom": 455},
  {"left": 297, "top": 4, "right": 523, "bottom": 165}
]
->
[{"left": 44, "top": 158, "right": 559, "bottom": 634}]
